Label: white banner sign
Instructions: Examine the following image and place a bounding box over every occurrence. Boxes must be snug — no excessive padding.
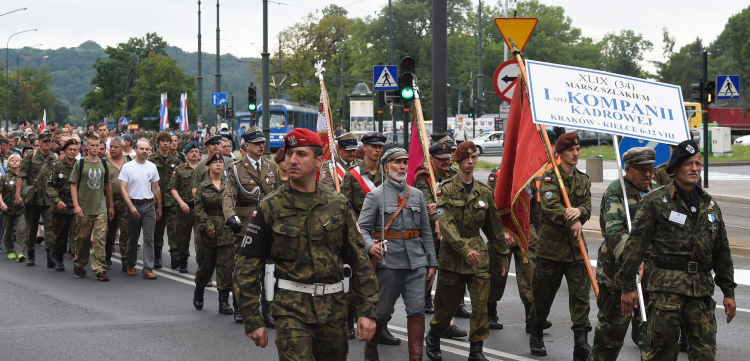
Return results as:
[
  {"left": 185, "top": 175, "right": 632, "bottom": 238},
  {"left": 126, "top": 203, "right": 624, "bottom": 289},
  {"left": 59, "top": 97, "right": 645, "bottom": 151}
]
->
[{"left": 526, "top": 60, "right": 690, "bottom": 145}]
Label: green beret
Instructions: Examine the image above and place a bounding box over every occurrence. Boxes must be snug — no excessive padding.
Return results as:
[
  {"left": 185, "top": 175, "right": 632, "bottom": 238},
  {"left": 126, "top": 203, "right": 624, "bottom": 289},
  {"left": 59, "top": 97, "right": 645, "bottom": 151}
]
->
[{"left": 183, "top": 141, "right": 200, "bottom": 153}]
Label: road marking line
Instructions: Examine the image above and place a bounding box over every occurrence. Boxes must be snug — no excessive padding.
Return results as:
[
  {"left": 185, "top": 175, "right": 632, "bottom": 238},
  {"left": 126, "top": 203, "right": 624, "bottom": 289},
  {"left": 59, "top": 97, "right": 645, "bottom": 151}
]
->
[{"left": 110, "top": 256, "right": 221, "bottom": 293}]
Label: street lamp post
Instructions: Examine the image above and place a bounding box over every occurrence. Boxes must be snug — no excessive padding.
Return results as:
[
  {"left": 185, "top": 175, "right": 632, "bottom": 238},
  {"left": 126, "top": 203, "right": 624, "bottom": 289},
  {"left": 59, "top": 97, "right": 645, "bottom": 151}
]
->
[
  {"left": 5, "top": 29, "right": 37, "bottom": 131},
  {"left": 24, "top": 56, "right": 49, "bottom": 121}
]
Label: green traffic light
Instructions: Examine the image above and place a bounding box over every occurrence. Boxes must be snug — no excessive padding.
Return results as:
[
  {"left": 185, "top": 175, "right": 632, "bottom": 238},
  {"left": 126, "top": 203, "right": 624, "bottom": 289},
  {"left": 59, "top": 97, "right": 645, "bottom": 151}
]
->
[
  {"left": 401, "top": 87, "right": 414, "bottom": 100},
  {"left": 248, "top": 104, "right": 257, "bottom": 111}
]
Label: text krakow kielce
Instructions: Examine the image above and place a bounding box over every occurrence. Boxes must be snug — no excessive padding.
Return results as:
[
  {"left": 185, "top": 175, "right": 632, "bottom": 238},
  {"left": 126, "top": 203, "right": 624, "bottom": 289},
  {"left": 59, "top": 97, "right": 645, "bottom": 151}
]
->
[{"left": 525, "top": 60, "right": 690, "bottom": 145}]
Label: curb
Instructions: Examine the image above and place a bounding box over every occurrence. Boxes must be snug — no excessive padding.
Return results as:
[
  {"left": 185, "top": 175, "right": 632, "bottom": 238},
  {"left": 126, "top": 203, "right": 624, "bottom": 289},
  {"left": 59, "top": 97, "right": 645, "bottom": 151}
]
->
[
  {"left": 583, "top": 230, "right": 750, "bottom": 258},
  {"left": 712, "top": 194, "right": 750, "bottom": 205}
]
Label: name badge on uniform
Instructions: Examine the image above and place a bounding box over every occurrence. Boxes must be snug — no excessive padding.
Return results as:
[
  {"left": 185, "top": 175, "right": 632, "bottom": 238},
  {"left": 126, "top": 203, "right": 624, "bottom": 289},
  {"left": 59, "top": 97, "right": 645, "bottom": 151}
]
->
[{"left": 669, "top": 211, "right": 687, "bottom": 225}]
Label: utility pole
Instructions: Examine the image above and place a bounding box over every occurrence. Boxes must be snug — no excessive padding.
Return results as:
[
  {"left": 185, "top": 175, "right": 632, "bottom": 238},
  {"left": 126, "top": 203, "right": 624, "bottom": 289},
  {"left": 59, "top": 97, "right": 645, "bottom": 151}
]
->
[
  {"left": 476, "top": 0, "right": 483, "bottom": 140},
  {"left": 388, "top": 0, "right": 394, "bottom": 65},
  {"left": 197, "top": 1, "right": 203, "bottom": 126},
  {"left": 261, "top": 0, "right": 271, "bottom": 154},
  {"left": 215, "top": 0, "right": 221, "bottom": 128},
  {"left": 340, "top": 47, "right": 345, "bottom": 128},
  {"left": 703, "top": 50, "right": 709, "bottom": 188},
  {"left": 431, "top": 0, "right": 448, "bottom": 141}
]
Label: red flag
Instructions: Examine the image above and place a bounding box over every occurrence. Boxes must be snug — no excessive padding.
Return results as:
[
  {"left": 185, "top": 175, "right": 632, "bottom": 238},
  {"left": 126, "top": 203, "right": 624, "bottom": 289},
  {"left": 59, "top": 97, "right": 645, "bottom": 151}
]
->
[
  {"left": 406, "top": 110, "right": 424, "bottom": 185},
  {"left": 494, "top": 79, "right": 548, "bottom": 257}
]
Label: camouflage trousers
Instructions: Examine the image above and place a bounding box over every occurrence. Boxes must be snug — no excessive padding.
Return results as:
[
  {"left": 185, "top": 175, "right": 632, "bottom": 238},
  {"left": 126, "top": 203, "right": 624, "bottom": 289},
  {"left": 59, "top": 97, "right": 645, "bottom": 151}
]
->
[
  {"left": 489, "top": 243, "right": 534, "bottom": 306},
  {"left": 171, "top": 205, "right": 195, "bottom": 258},
  {"left": 529, "top": 257, "right": 592, "bottom": 332},
  {"left": 195, "top": 242, "right": 234, "bottom": 291},
  {"left": 274, "top": 316, "right": 348, "bottom": 361},
  {"left": 105, "top": 197, "right": 129, "bottom": 265},
  {"left": 644, "top": 292, "right": 716, "bottom": 361},
  {"left": 153, "top": 205, "right": 176, "bottom": 255},
  {"left": 49, "top": 212, "right": 74, "bottom": 257},
  {"left": 3, "top": 213, "right": 27, "bottom": 255},
  {"left": 588, "top": 288, "right": 632, "bottom": 361},
  {"left": 73, "top": 214, "right": 108, "bottom": 274},
  {"left": 430, "top": 269, "right": 490, "bottom": 342},
  {"left": 25, "top": 204, "right": 52, "bottom": 251}
]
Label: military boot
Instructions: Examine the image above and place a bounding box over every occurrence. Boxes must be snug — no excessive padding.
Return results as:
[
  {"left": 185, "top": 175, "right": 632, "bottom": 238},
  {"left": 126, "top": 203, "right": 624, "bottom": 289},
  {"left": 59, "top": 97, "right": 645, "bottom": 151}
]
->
[
  {"left": 55, "top": 254, "right": 65, "bottom": 272},
  {"left": 573, "top": 330, "right": 591, "bottom": 361},
  {"left": 46, "top": 249, "right": 55, "bottom": 268},
  {"left": 425, "top": 329, "right": 442, "bottom": 361},
  {"left": 347, "top": 311, "right": 357, "bottom": 339},
  {"left": 424, "top": 284, "right": 435, "bottom": 314},
  {"left": 170, "top": 250, "right": 179, "bottom": 269},
  {"left": 179, "top": 257, "right": 188, "bottom": 273},
  {"left": 467, "top": 341, "right": 488, "bottom": 361},
  {"left": 193, "top": 287, "right": 205, "bottom": 310},
  {"left": 487, "top": 302, "right": 503, "bottom": 329},
  {"left": 218, "top": 289, "right": 234, "bottom": 314},
  {"left": 26, "top": 249, "right": 35, "bottom": 266},
  {"left": 679, "top": 322, "right": 688, "bottom": 352},
  {"left": 261, "top": 297, "right": 275, "bottom": 329},
  {"left": 154, "top": 252, "right": 162, "bottom": 269},
  {"left": 364, "top": 321, "right": 385, "bottom": 361},
  {"left": 233, "top": 296, "right": 243, "bottom": 323},
  {"left": 525, "top": 304, "right": 552, "bottom": 333},
  {"left": 379, "top": 323, "right": 401, "bottom": 345},
  {"left": 455, "top": 300, "right": 471, "bottom": 318},
  {"left": 440, "top": 324, "right": 467, "bottom": 339},
  {"left": 529, "top": 323, "right": 547, "bottom": 356},
  {"left": 407, "top": 317, "right": 425, "bottom": 361}
]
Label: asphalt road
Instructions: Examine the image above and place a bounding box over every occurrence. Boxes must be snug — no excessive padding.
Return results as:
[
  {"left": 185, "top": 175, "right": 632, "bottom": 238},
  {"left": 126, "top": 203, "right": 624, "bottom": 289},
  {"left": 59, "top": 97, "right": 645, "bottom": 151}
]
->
[{"left": 1, "top": 226, "right": 748, "bottom": 360}]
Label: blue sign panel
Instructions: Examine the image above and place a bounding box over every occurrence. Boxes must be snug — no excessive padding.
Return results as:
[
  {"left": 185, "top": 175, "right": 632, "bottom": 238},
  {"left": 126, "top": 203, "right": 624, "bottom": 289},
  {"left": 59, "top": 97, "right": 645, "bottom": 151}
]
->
[
  {"left": 618, "top": 137, "right": 670, "bottom": 168},
  {"left": 211, "top": 92, "right": 228, "bottom": 106},
  {"left": 142, "top": 117, "right": 158, "bottom": 121},
  {"left": 716, "top": 75, "right": 740, "bottom": 100},
  {"left": 373, "top": 65, "right": 399, "bottom": 91}
]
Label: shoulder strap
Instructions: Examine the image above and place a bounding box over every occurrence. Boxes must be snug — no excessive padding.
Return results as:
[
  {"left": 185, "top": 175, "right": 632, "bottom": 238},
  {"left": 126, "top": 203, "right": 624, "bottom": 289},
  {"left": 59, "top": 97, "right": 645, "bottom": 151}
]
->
[
  {"left": 349, "top": 166, "right": 376, "bottom": 193},
  {"left": 383, "top": 187, "right": 410, "bottom": 233}
]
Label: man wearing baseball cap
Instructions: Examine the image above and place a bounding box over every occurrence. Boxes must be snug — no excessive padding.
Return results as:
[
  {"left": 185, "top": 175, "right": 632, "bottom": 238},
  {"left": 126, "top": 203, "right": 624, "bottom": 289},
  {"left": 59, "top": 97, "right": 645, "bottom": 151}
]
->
[
  {"left": 320, "top": 132, "right": 360, "bottom": 190},
  {"left": 617, "top": 139, "right": 736, "bottom": 360},
  {"left": 234, "top": 128, "right": 379, "bottom": 359}
]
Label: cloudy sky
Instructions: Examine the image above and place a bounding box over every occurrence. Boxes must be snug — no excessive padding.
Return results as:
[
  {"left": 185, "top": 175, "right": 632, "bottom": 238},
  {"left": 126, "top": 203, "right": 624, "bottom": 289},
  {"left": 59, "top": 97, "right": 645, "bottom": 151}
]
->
[{"left": 2, "top": 0, "right": 747, "bottom": 73}]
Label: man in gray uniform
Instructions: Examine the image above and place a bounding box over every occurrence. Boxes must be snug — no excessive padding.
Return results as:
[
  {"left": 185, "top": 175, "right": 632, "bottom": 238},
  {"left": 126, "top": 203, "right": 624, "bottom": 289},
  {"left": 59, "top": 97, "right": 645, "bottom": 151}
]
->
[{"left": 359, "top": 148, "right": 438, "bottom": 361}]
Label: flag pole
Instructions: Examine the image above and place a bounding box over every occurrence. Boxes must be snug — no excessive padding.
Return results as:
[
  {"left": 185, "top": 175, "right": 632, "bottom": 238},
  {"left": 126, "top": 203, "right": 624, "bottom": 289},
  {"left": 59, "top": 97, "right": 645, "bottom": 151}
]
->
[
  {"left": 315, "top": 60, "right": 340, "bottom": 192},
  {"left": 509, "top": 38, "right": 599, "bottom": 298},
  {"left": 412, "top": 77, "right": 442, "bottom": 240}
]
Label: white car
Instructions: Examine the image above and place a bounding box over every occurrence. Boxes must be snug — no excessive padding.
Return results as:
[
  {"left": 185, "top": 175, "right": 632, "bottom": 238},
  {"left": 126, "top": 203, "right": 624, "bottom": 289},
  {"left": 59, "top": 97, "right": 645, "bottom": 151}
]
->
[
  {"left": 473, "top": 131, "right": 504, "bottom": 155},
  {"left": 734, "top": 134, "right": 750, "bottom": 146}
]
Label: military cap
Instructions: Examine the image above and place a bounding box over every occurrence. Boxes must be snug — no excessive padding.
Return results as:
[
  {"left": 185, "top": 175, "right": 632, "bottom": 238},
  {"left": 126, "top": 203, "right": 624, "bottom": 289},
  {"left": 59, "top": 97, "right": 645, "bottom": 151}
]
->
[
  {"left": 203, "top": 135, "right": 223, "bottom": 145},
  {"left": 39, "top": 131, "right": 53, "bottom": 142},
  {"left": 361, "top": 131, "right": 386, "bottom": 145},
  {"left": 666, "top": 139, "right": 700, "bottom": 174},
  {"left": 336, "top": 132, "right": 358, "bottom": 151},
  {"left": 0, "top": 135, "right": 8, "bottom": 145},
  {"left": 242, "top": 126, "right": 265, "bottom": 143},
  {"left": 555, "top": 132, "right": 580, "bottom": 153},
  {"left": 380, "top": 147, "right": 409, "bottom": 165},
  {"left": 205, "top": 151, "right": 224, "bottom": 166},
  {"left": 60, "top": 138, "right": 80, "bottom": 151},
  {"left": 21, "top": 135, "right": 27, "bottom": 141},
  {"left": 10, "top": 132, "right": 21, "bottom": 139},
  {"left": 623, "top": 147, "right": 656, "bottom": 166},
  {"left": 274, "top": 148, "right": 285, "bottom": 164},
  {"left": 451, "top": 141, "right": 477, "bottom": 162},
  {"left": 22, "top": 146, "right": 33, "bottom": 153},
  {"left": 437, "top": 135, "right": 458, "bottom": 150},
  {"left": 429, "top": 141, "right": 453, "bottom": 159},
  {"left": 284, "top": 128, "right": 322, "bottom": 151},
  {"left": 183, "top": 141, "right": 200, "bottom": 153}
]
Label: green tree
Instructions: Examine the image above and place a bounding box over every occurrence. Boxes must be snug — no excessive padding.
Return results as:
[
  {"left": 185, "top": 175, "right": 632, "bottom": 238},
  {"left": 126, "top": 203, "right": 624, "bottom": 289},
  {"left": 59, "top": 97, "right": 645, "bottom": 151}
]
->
[
  {"left": 598, "top": 30, "right": 653, "bottom": 78},
  {"left": 130, "top": 53, "right": 197, "bottom": 130}
]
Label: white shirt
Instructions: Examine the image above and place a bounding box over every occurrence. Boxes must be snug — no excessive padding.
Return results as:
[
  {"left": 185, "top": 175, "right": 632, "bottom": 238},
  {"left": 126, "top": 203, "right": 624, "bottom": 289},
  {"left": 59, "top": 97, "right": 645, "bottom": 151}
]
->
[
  {"left": 454, "top": 127, "right": 467, "bottom": 141},
  {"left": 119, "top": 160, "right": 160, "bottom": 200},
  {"left": 247, "top": 155, "right": 261, "bottom": 171}
]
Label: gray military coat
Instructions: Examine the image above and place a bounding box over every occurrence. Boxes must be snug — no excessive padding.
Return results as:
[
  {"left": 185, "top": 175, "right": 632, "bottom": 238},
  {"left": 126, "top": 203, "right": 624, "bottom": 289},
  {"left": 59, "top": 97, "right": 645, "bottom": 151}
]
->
[{"left": 359, "top": 179, "right": 438, "bottom": 270}]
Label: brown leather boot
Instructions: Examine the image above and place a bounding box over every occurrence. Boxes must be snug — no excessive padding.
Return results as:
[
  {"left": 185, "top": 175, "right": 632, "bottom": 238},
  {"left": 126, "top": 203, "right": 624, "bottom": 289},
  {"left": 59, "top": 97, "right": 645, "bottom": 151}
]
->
[
  {"left": 364, "top": 321, "right": 386, "bottom": 361},
  {"left": 407, "top": 317, "right": 425, "bottom": 361}
]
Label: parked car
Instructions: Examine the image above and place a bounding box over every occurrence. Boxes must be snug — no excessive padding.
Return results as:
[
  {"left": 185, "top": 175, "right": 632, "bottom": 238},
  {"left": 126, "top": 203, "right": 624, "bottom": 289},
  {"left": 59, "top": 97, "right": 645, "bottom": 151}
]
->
[
  {"left": 473, "top": 131, "right": 504, "bottom": 155},
  {"left": 734, "top": 134, "right": 750, "bottom": 146},
  {"left": 571, "top": 130, "right": 613, "bottom": 147}
]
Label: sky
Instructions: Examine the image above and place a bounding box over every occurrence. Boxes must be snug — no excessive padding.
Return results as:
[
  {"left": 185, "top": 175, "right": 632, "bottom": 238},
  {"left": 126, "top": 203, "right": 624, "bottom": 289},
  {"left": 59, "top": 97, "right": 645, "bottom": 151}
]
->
[{"left": 2, "top": 0, "right": 748, "bottom": 74}]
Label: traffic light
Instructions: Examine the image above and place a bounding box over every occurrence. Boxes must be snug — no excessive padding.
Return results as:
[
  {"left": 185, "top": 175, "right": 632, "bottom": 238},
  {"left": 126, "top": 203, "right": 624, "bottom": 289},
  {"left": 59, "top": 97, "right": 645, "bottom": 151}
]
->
[
  {"left": 477, "top": 98, "right": 487, "bottom": 117},
  {"left": 468, "top": 106, "right": 475, "bottom": 119},
  {"left": 399, "top": 55, "right": 416, "bottom": 103},
  {"left": 704, "top": 80, "right": 716, "bottom": 104},
  {"left": 691, "top": 78, "right": 704, "bottom": 102},
  {"left": 226, "top": 107, "right": 234, "bottom": 118},
  {"left": 248, "top": 85, "right": 257, "bottom": 111}
]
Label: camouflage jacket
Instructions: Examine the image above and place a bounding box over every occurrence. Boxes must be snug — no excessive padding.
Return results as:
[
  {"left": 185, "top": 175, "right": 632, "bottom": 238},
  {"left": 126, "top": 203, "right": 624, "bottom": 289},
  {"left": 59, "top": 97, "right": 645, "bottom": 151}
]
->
[
  {"left": 536, "top": 167, "right": 592, "bottom": 262},
  {"left": 234, "top": 181, "right": 379, "bottom": 334},
  {"left": 436, "top": 175, "right": 509, "bottom": 274},
  {"left": 169, "top": 163, "right": 196, "bottom": 204},
  {"left": 148, "top": 151, "right": 182, "bottom": 207},
  {"left": 194, "top": 178, "right": 232, "bottom": 247},
  {"left": 616, "top": 181, "right": 736, "bottom": 298},
  {"left": 596, "top": 178, "right": 657, "bottom": 290},
  {"left": 0, "top": 171, "right": 23, "bottom": 215},
  {"left": 18, "top": 149, "right": 59, "bottom": 206},
  {"left": 341, "top": 163, "right": 383, "bottom": 216},
  {"left": 413, "top": 167, "right": 457, "bottom": 244},
  {"left": 319, "top": 155, "right": 360, "bottom": 190},
  {"left": 44, "top": 159, "right": 78, "bottom": 214}
]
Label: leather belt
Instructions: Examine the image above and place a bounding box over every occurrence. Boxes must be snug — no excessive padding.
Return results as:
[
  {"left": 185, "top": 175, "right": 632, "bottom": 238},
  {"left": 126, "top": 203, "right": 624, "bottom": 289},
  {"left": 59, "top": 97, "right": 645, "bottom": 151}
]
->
[
  {"left": 238, "top": 201, "right": 259, "bottom": 207},
  {"left": 459, "top": 229, "right": 481, "bottom": 238},
  {"left": 131, "top": 198, "right": 154, "bottom": 205},
  {"left": 207, "top": 210, "right": 224, "bottom": 216},
  {"left": 277, "top": 279, "right": 344, "bottom": 296},
  {"left": 655, "top": 259, "right": 712, "bottom": 274},
  {"left": 373, "top": 230, "right": 420, "bottom": 239}
]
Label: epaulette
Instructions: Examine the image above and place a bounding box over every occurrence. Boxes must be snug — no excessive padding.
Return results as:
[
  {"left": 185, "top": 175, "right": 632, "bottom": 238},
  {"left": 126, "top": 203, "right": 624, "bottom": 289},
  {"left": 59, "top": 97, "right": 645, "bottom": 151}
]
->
[
  {"left": 476, "top": 180, "right": 493, "bottom": 193},
  {"left": 230, "top": 158, "right": 242, "bottom": 166},
  {"left": 414, "top": 170, "right": 429, "bottom": 178}
]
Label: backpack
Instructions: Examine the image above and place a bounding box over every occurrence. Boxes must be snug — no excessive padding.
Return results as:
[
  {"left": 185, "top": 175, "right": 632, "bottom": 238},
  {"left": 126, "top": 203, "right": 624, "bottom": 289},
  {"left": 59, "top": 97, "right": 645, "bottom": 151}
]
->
[{"left": 77, "top": 157, "right": 110, "bottom": 195}]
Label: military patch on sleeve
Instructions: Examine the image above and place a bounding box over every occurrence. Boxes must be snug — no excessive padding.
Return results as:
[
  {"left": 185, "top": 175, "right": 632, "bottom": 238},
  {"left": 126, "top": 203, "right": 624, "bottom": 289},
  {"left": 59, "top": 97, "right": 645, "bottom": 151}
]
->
[
  {"left": 320, "top": 171, "right": 327, "bottom": 180},
  {"left": 437, "top": 208, "right": 445, "bottom": 217},
  {"left": 489, "top": 176, "right": 495, "bottom": 182},
  {"left": 239, "top": 207, "right": 270, "bottom": 258},
  {"left": 544, "top": 176, "right": 552, "bottom": 182},
  {"left": 436, "top": 190, "right": 442, "bottom": 196},
  {"left": 544, "top": 191, "right": 553, "bottom": 200}
]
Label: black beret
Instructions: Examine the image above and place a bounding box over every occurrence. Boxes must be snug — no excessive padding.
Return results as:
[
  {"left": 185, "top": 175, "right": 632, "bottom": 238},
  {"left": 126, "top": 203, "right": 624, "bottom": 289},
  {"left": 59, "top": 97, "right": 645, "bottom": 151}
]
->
[{"left": 666, "top": 140, "right": 700, "bottom": 174}]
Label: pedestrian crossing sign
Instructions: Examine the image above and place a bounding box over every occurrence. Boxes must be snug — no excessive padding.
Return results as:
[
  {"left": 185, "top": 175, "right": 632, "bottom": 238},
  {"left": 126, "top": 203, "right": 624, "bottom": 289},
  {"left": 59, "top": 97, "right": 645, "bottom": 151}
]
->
[
  {"left": 716, "top": 75, "right": 740, "bottom": 100},
  {"left": 373, "top": 65, "right": 399, "bottom": 91}
]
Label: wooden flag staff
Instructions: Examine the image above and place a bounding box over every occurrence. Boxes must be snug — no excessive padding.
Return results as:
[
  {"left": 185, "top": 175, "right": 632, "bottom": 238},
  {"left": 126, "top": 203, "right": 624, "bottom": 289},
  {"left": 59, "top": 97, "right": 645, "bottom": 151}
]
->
[
  {"left": 509, "top": 38, "right": 599, "bottom": 298},
  {"left": 412, "top": 77, "right": 442, "bottom": 240},
  {"left": 315, "top": 60, "right": 340, "bottom": 192}
]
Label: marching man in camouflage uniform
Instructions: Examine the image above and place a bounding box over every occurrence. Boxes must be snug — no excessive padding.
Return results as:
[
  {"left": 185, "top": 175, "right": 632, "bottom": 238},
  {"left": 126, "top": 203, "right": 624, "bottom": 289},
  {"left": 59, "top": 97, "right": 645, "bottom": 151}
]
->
[
  {"left": 617, "top": 139, "right": 737, "bottom": 360},
  {"left": 1, "top": 154, "right": 27, "bottom": 262},
  {"left": 588, "top": 147, "right": 658, "bottom": 360},
  {"left": 104, "top": 137, "right": 131, "bottom": 271},
  {"left": 320, "top": 132, "right": 360, "bottom": 190},
  {"left": 148, "top": 131, "right": 183, "bottom": 269},
  {"left": 234, "top": 128, "right": 379, "bottom": 360},
  {"left": 359, "top": 148, "right": 438, "bottom": 361},
  {"left": 426, "top": 141, "right": 509, "bottom": 361},
  {"left": 169, "top": 141, "right": 201, "bottom": 273},
  {"left": 45, "top": 138, "right": 80, "bottom": 271},
  {"left": 528, "top": 132, "right": 592, "bottom": 360}
]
